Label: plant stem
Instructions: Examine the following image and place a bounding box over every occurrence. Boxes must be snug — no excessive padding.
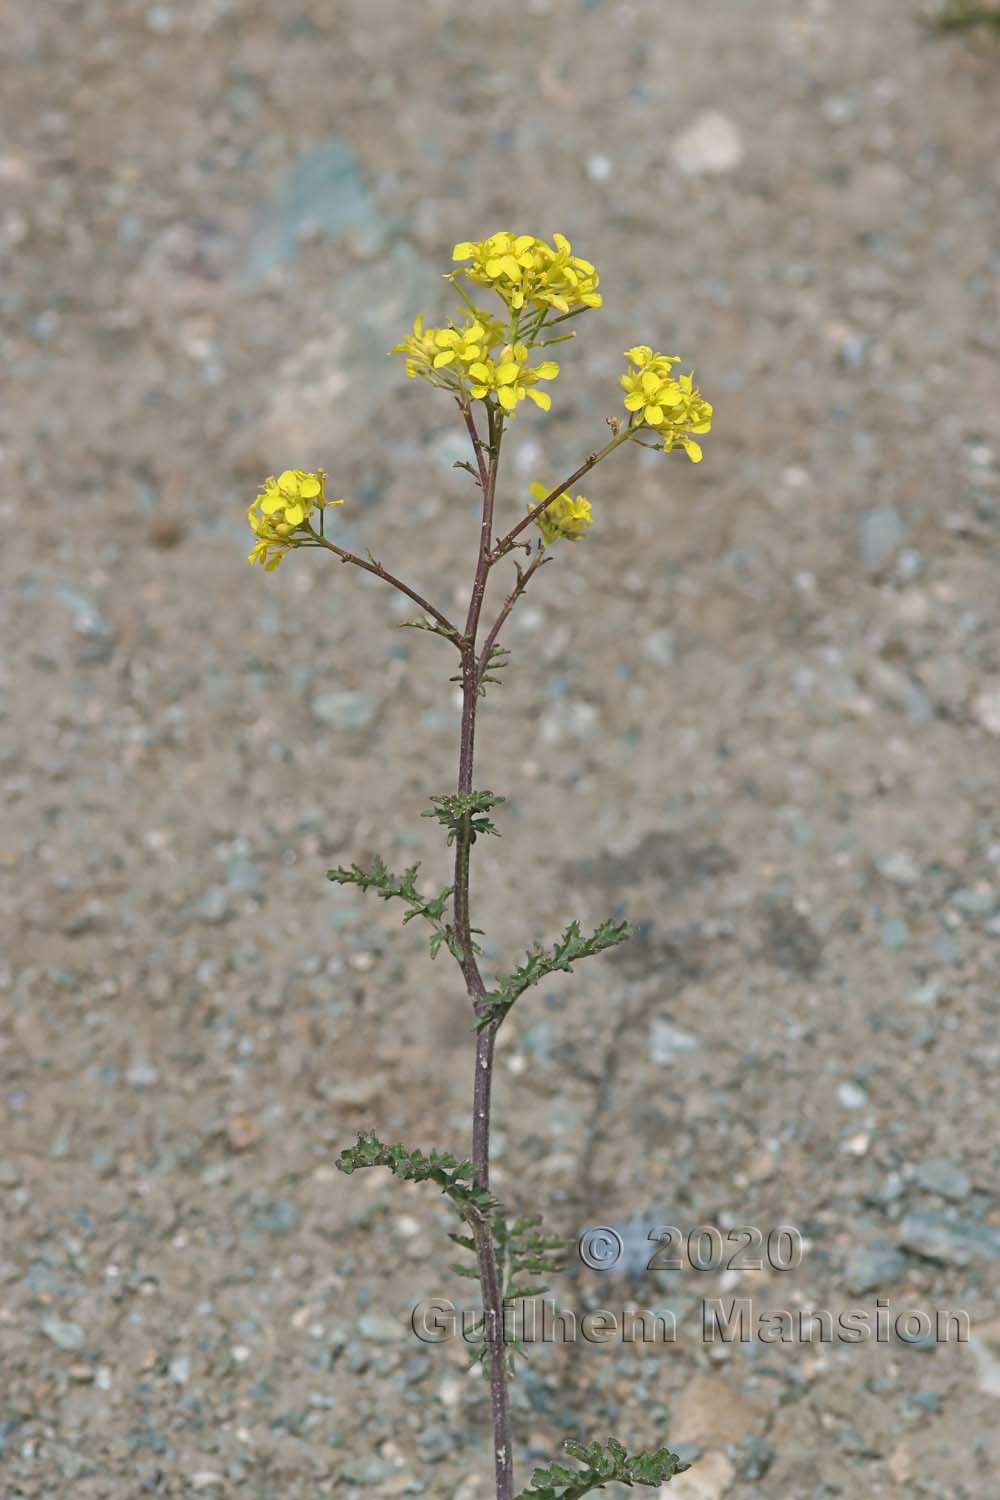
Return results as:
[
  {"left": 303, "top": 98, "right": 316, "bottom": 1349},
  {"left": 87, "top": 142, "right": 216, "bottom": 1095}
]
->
[
  {"left": 308, "top": 532, "right": 459, "bottom": 642},
  {"left": 452, "top": 399, "right": 514, "bottom": 1500}
]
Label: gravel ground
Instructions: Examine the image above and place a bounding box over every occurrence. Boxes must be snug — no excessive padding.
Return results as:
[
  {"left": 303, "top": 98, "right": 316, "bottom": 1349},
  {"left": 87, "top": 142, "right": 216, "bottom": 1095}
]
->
[{"left": 3, "top": 2, "right": 1000, "bottom": 1497}]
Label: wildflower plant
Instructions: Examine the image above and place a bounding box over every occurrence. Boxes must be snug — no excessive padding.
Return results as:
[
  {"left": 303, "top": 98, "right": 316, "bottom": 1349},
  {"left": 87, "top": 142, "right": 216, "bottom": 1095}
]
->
[{"left": 246, "top": 233, "right": 712, "bottom": 1498}]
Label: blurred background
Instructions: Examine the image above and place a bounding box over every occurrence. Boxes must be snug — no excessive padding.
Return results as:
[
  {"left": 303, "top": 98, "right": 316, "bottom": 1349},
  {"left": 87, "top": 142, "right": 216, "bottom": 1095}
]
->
[{"left": 3, "top": 1, "right": 1000, "bottom": 1495}]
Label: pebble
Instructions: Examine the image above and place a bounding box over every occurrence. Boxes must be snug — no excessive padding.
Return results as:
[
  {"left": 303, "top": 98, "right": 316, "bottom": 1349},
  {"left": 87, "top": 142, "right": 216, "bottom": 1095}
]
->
[
  {"left": 310, "top": 689, "right": 377, "bottom": 731},
  {"left": 649, "top": 1018, "right": 701, "bottom": 1066},
  {"left": 843, "top": 1242, "right": 908, "bottom": 1293},
  {"left": 913, "top": 1158, "right": 972, "bottom": 1203},
  {"left": 837, "top": 1081, "right": 868, "bottom": 1109},
  {"left": 899, "top": 1210, "right": 1000, "bottom": 1266},
  {"left": 880, "top": 918, "right": 909, "bottom": 949},
  {"left": 877, "top": 849, "right": 920, "bottom": 887},
  {"left": 358, "top": 1312, "right": 404, "bottom": 1343},
  {"left": 41, "top": 1317, "right": 86, "bottom": 1352},
  {"left": 950, "top": 887, "right": 996, "bottom": 916},
  {"left": 642, "top": 628, "right": 675, "bottom": 667},
  {"left": 671, "top": 111, "right": 745, "bottom": 175},
  {"left": 972, "top": 680, "right": 1000, "bottom": 736},
  {"left": 225, "top": 857, "right": 263, "bottom": 894},
  {"left": 194, "top": 886, "right": 229, "bottom": 925},
  {"left": 418, "top": 1425, "right": 455, "bottom": 1462},
  {"left": 860, "top": 506, "right": 907, "bottom": 568},
  {"left": 253, "top": 1199, "right": 299, "bottom": 1235},
  {"left": 340, "top": 1456, "right": 400, "bottom": 1483},
  {"left": 126, "top": 1060, "right": 160, "bottom": 1089},
  {"left": 738, "top": 1436, "right": 776, "bottom": 1481},
  {"left": 0, "top": 1160, "right": 21, "bottom": 1188}
]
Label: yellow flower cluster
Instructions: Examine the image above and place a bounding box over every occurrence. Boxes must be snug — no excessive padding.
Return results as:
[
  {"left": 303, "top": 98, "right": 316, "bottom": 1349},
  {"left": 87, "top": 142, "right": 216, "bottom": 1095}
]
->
[
  {"left": 620, "top": 346, "right": 713, "bottom": 462},
  {"left": 468, "top": 344, "right": 559, "bottom": 413},
  {"left": 451, "top": 233, "right": 602, "bottom": 314},
  {"left": 529, "top": 481, "right": 592, "bottom": 545},
  {"left": 392, "top": 315, "right": 559, "bottom": 414},
  {"left": 247, "top": 469, "right": 342, "bottom": 570}
]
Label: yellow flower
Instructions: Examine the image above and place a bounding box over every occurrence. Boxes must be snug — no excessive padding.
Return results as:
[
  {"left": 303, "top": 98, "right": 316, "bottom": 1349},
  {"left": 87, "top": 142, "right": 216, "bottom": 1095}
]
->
[
  {"left": 247, "top": 469, "right": 342, "bottom": 570},
  {"left": 620, "top": 347, "right": 712, "bottom": 461},
  {"left": 528, "top": 481, "right": 592, "bottom": 545},
  {"left": 467, "top": 343, "right": 560, "bottom": 413},
  {"left": 451, "top": 232, "right": 602, "bottom": 315},
  {"left": 390, "top": 314, "right": 442, "bottom": 380},
  {"left": 392, "top": 311, "right": 506, "bottom": 388}
]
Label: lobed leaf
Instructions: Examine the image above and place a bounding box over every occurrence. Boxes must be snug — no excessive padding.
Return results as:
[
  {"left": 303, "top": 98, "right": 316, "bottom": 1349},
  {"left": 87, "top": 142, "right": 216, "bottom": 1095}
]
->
[
  {"left": 514, "top": 1436, "right": 690, "bottom": 1498},
  {"left": 478, "top": 917, "right": 633, "bottom": 1030}
]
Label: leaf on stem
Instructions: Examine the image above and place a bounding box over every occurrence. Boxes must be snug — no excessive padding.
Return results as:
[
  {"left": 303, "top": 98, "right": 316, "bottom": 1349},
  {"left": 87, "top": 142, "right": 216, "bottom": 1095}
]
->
[
  {"left": 336, "top": 1131, "right": 500, "bottom": 1219},
  {"left": 423, "top": 790, "right": 505, "bottom": 846},
  {"left": 478, "top": 917, "right": 633, "bottom": 1030},
  {"left": 327, "top": 857, "right": 457, "bottom": 958},
  {"left": 398, "top": 615, "right": 461, "bottom": 644},
  {"left": 479, "top": 643, "right": 511, "bottom": 697},
  {"left": 514, "top": 1437, "right": 690, "bottom": 1499}
]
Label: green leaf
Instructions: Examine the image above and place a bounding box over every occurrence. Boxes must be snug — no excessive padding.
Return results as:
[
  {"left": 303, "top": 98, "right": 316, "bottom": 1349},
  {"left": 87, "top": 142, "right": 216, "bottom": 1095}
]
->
[
  {"left": 398, "top": 614, "right": 461, "bottom": 644},
  {"left": 336, "top": 1132, "right": 500, "bottom": 1221},
  {"left": 327, "top": 857, "right": 455, "bottom": 958},
  {"left": 423, "top": 790, "right": 505, "bottom": 846},
  {"left": 478, "top": 917, "right": 633, "bottom": 1029},
  {"left": 514, "top": 1437, "right": 690, "bottom": 1498}
]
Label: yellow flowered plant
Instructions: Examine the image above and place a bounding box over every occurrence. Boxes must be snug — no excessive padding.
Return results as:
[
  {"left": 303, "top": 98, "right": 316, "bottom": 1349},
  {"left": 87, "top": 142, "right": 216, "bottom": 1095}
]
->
[
  {"left": 247, "top": 469, "right": 342, "bottom": 570},
  {"left": 245, "top": 234, "right": 712, "bottom": 1500},
  {"left": 451, "top": 232, "right": 602, "bottom": 314},
  {"left": 528, "top": 482, "right": 592, "bottom": 545}
]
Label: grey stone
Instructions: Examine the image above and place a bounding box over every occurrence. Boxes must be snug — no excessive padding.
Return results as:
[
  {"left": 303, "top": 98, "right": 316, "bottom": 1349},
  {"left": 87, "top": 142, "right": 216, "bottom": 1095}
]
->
[
  {"left": 340, "top": 1457, "right": 400, "bottom": 1483},
  {"left": 642, "top": 628, "right": 675, "bottom": 667},
  {"left": 880, "top": 919, "right": 909, "bottom": 950},
  {"left": 244, "top": 138, "right": 381, "bottom": 284},
  {"left": 0, "top": 1160, "right": 21, "bottom": 1188},
  {"left": 950, "top": 888, "right": 996, "bottom": 916},
  {"left": 417, "top": 1425, "right": 455, "bottom": 1462},
  {"left": 860, "top": 506, "right": 908, "bottom": 568},
  {"left": 125, "top": 1060, "right": 160, "bottom": 1089},
  {"left": 194, "top": 886, "right": 229, "bottom": 924},
  {"left": 899, "top": 1210, "right": 1000, "bottom": 1266},
  {"left": 253, "top": 1198, "right": 299, "bottom": 1235},
  {"left": 41, "top": 1317, "right": 86, "bottom": 1351},
  {"left": 226, "top": 857, "right": 263, "bottom": 894},
  {"left": 877, "top": 849, "right": 920, "bottom": 887},
  {"left": 972, "top": 680, "right": 1000, "bottom": 736},
  {"left": 649, "top": 1018, "right": 701, "bottom": 1066},
  {"left": 843, "top": 1243, "right": 907, "bottom": 1293},
  {"left": 913, "top": 1158, "right": 971, "bottom": 1203},
  {"left": 739, "top": 1436, "right": 776, "bottom": 1481},
  {"left": 357, "top": 1312, "right": 404, "bottom": 1342},
  {"left": 310, "top": 690, "right": 376, "bottom": 731},
  {"left": 837, "top": 1081, "right": 868, "bottom": 1109}
]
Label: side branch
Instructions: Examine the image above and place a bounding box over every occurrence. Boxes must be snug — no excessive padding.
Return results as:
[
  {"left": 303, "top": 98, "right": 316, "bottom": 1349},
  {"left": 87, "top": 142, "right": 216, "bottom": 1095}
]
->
[
  {"left": 308, "top": 532, "right": 460, "bottom": 643},
  {"left": 491, "top": 423, "right": 633, "bottom": 560},
  {"left": 476, "top": 551, "right": 550, "bottom": 690}
]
